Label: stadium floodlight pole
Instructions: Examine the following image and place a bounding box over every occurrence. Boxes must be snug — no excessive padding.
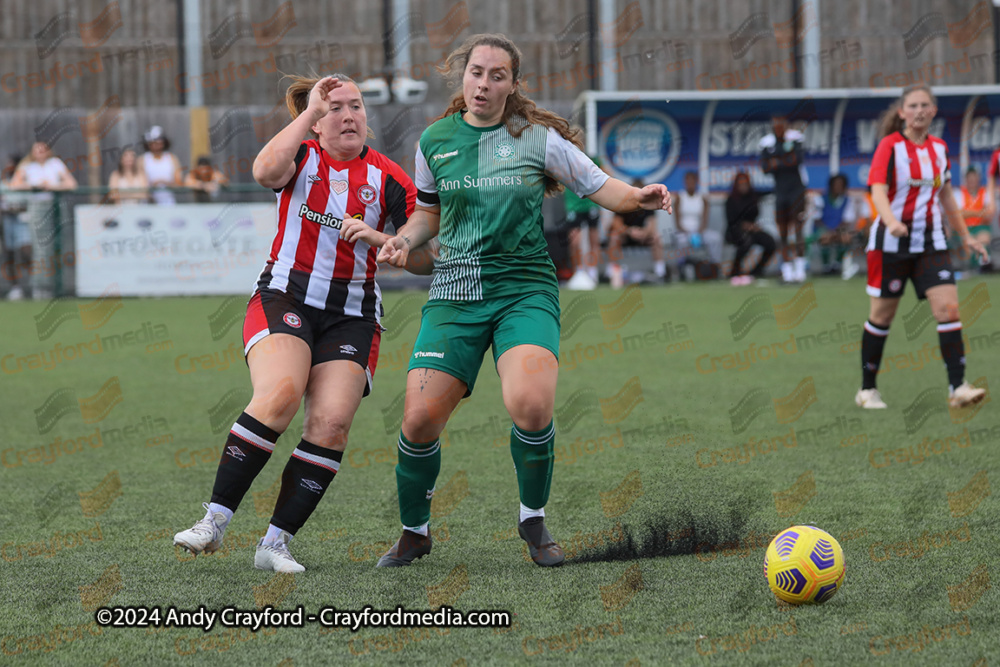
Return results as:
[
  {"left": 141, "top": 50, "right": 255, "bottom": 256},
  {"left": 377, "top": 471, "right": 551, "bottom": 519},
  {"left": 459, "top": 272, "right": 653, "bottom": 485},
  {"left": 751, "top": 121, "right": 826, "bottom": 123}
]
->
[
  {"left": 800, "top": 0, "right": 821, "bottom": 89},
  {"left": 381, "top": 0, "right": 395, "bottom": 102},
  {"left": 598, "top": 0, "right": 616, "bottom": 92},
  {"left": 587, "top": 0, "right": 598, "bottom": 90},
  {"left": 994, "top": 0, "right": 1000, "bottom": 83},
  {"left": 392, "top": 0, "right": 411, "bottom": 85},
  {"left": 182, "top": 0, "right": 203, "bottom": 106}
]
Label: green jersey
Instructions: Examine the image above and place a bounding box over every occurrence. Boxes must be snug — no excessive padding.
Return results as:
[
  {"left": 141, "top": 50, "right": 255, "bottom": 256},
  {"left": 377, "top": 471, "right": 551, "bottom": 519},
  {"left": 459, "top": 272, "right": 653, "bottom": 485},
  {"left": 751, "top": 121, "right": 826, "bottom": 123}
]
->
[{"left": 415, "top": 113, "right": 608, "bottom": 301}]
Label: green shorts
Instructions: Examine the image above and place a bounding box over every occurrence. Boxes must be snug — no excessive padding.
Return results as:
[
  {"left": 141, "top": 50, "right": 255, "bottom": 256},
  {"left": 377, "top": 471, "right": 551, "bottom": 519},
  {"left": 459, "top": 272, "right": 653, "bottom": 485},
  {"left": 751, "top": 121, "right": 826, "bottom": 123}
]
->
[
  {"left": 408, "top": 290, "right": 561, "bottom": 395},
  {"left": 967, "top": 224, "right": 991, "bottom": 236}
]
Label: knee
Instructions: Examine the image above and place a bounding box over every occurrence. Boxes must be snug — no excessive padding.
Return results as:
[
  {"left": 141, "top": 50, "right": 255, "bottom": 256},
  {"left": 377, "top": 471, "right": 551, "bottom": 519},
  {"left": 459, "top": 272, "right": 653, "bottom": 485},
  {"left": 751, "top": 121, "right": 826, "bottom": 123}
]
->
[
  {"left": 302, "top": 415, "right": 350, "bottom": 450},
  {"left": 507, "top": 393, "right": 553, "bottom": 432},
  {"left": 247, "top": 378, "right": 302, "bottom": 429},
  {"left": 933, "top": 301, "right": 960, "bottom": 323},
  {"left": 401, "top": 401, "right": 447, "bottom": 443}
]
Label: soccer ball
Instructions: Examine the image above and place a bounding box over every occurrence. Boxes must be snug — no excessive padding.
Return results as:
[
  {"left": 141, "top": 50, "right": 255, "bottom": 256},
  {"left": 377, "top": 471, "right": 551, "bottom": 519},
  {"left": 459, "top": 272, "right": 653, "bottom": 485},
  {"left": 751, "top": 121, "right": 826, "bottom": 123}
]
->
[{"left": 764, "top": 525, "right": 845, "bottom": 604}]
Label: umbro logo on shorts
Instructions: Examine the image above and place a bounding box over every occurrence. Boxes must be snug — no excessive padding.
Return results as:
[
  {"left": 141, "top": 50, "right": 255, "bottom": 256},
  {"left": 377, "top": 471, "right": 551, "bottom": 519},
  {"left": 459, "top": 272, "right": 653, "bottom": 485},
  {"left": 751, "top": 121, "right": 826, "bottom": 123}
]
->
[
  {"left": 283, "top": 313, "right": 301, "bottom": 328},
  {"left": 340, "top": 344, "right": 357, "bottom": 355},
  {"left": 938, "top": 270, "right": 951, "bottom": 279},
  {"left": 301, "top": 479, "right": 323, "bottom": 494},
  {"left": 226, "top": 446, "right": 246, "bottom": 461}
]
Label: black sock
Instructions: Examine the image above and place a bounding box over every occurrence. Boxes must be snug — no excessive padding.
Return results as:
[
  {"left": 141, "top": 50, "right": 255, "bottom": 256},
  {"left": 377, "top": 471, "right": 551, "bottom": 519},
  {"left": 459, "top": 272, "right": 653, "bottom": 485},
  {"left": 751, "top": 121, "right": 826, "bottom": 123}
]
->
[
  {"left": 210, "top": 412, "right": 280, "bottom": 512},
  {"left": 270, "top": 440, "right": 341, "bottom": 535},
  {"left": 937, "top": 321, "right": 965, "bottom": 390},
  {"left": 861, "top": 320, "right": 890, "bottom": 389}
]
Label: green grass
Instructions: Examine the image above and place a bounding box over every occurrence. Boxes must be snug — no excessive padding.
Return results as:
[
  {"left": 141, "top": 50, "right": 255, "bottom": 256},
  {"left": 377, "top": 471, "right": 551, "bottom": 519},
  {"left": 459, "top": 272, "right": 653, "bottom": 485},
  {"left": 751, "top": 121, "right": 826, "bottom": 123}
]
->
[{"left": 1, "top": 278, "right": 998, "bottom": 666}]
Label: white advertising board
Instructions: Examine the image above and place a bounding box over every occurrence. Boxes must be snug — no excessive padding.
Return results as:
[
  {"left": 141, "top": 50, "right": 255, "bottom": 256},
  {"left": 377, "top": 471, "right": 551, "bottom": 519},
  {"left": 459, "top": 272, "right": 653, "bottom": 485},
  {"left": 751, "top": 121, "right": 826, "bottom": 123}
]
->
[{"left": 74, "top": 203, "right": 275, "bottom": 296}]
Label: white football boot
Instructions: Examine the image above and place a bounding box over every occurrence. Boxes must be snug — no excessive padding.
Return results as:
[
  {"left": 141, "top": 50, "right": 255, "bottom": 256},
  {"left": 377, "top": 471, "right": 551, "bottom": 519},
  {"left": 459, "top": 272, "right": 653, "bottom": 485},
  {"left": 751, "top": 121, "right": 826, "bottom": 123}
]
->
[
  {"left": 254, "top": 531, "right": 305, "bottom": 573},
  {"left": 174, "top": 503, "right": 227, "bottom": 555},
  {"left": 949, "top": 382, "right": 986, "bottom": 408},
  {"left": 855, "top": 388, "right": 888, "bottom": 409}
]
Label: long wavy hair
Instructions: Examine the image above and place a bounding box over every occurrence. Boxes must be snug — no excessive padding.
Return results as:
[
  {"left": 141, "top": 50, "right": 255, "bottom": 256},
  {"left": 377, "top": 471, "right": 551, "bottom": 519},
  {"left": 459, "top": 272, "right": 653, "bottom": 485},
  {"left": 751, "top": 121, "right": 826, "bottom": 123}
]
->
[
  {"left": 878, "top": 83, "right": 936, "bottom": 139},
  {"left": 284, "top": 74, "right": 375, "bottom": 140},
  {"left": 436, "top": 33, "right": 584, "bottom": 195}
]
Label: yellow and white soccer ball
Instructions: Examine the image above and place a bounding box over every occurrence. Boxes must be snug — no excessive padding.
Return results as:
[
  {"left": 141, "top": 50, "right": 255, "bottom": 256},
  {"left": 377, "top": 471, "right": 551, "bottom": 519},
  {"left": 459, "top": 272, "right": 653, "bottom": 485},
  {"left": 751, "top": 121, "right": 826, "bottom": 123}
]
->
[{"left": 764, "top": 525, "right": 845, "bottom": 604}]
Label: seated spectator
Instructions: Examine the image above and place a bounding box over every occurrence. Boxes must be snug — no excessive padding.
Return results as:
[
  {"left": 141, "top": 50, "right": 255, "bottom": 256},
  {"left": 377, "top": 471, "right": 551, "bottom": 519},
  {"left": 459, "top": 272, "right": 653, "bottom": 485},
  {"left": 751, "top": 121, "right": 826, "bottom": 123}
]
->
[
  {"left": 725, "top": 171, "right": 776, "bottom": 285},
  {"left": 607, "top": 179, "right": 667, "bottom": 287},
  {"left": 674, "top": 171, "right": 723, "bottom": 275},
  {"left": 9, "top": 141, "right": 77, "bottom": 299},
  {"left": 1, "top": 155, "right": 30, "bottom": 300},
  {"left": 108, "top": 148, "right": 149, "bottom": 203},
  {"left": 185, "top": 156, "right": 230, "bottom": 203},
  {"left": 811, "top": 174, "right": 857, "bottom": 275},
  {"left": 954, "top": 167, "right": 992, "bottom": 273},
  {"left": 142, "top": 126, "right": 182, "bottom": 205}
]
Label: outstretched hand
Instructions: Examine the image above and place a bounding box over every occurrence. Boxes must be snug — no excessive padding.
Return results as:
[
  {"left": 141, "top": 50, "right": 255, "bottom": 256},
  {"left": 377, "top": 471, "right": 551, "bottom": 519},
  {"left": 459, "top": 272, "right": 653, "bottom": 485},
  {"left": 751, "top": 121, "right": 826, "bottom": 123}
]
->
[{"left": 637, "top": 184, "right": 672, "bottom": 214}]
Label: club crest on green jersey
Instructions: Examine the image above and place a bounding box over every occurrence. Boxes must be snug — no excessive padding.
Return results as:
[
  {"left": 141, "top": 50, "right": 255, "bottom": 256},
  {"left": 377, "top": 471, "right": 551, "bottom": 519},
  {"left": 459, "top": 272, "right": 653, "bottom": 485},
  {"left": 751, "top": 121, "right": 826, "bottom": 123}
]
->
[{"left": 494, "top": 142, "right": 515, "bottom": 160}]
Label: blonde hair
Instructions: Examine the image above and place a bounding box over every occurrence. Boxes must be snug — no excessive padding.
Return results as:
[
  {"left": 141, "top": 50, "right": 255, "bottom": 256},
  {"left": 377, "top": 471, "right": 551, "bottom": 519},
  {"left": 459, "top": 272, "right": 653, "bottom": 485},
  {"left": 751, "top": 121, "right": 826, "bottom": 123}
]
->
[
  {"left": 436, "top": 33, "right": 584, "bottom": 196},
  {"left": 878, "top": 83, "right": 937, "bottom": 139},
  {"left": 284, "top": 74, "right": 375, "bottom": 140}
]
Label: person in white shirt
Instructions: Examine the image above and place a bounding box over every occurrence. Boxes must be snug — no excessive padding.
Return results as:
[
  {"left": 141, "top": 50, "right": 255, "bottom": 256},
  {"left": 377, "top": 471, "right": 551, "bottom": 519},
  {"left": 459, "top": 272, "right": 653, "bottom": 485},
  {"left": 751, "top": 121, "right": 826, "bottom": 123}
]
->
[
  {"left": 142, "top": 126, "right": 183, "bottom": 205},
  {"left": 674, "top": 171, "right": 723, "bottom": 274},
  {"left": 9, "top": 141, "right": 77, "bottom": 298}
]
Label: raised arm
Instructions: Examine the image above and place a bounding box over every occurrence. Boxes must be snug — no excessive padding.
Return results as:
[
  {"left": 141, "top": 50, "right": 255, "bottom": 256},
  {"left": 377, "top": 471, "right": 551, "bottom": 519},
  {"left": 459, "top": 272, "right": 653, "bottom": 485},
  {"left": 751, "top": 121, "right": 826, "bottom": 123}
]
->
[{"left": 253, "top": 77, "right": 341, "bottom": 189}]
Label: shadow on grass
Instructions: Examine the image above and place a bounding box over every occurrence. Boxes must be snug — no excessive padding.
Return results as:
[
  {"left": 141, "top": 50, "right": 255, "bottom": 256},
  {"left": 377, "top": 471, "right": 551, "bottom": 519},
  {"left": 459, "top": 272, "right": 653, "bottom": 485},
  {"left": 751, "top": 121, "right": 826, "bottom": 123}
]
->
[{"left": 573, "top": 503, "right": 753, "bottom": 563}]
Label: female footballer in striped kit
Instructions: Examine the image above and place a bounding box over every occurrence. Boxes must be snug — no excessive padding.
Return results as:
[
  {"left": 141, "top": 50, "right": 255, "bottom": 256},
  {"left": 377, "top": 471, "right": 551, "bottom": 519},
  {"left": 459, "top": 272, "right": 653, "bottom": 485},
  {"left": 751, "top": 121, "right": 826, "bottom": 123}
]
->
[
  {"left": 174, "top": 74, "right": 416, "bottom": 572},
  {"left": 375, "top": 34, "right": 672, "bottom": 567},
  {"left": 856, "top": 84, "right": 988, "bottom": 410}
]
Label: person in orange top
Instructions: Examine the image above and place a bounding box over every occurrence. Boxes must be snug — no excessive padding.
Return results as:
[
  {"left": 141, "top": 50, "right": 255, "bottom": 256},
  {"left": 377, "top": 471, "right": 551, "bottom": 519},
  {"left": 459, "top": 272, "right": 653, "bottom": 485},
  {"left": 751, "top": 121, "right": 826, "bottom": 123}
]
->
[{"left": 954, "top": 167, "right": 991, "bottom": 273}]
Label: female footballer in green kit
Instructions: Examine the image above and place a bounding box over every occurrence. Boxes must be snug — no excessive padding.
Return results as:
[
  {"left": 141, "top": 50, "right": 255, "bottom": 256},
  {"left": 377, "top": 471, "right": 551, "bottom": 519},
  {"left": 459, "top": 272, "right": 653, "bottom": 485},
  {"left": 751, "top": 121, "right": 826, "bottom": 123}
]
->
[{"left": 376, "top": 34, "right": 672, "bottom": 567}]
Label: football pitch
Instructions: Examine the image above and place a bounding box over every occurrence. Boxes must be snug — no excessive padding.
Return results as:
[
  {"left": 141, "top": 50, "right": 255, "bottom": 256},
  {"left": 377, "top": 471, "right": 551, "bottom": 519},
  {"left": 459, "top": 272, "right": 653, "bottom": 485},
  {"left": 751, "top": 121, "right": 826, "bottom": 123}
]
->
[{"left": 1, "top": 278, "right": 997, "bottom": 666}]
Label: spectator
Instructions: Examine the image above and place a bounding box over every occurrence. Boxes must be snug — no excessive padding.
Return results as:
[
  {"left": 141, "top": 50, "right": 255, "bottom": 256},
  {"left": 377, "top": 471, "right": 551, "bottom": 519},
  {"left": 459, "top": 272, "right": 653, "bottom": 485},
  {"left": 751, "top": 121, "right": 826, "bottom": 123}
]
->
[
  {"left": 185, "top": 156, "right": 230, "bottom": 203},
  {"left": 142, "top": 126, "right": 182, "bottom": 205},
  {"left": 954, "top": 167, "right": 992, "bottom": 273},
  {"left": 607, "top": 179, "right": 667, "bottom": 286},
  {"left": 10, "top": 141, "right": 77, "bottom": 299},
  {"left": 760, "top": 114, "right": 808, "bottom": 283},
  {"left": 811, "top": 174, "right": 857, "bottom": 275},
  {"left": 1, "top": 155, "right": 30, "bottom": 300},
  {"left": 725, "top": 171, "right": 776, "bottom": 285},
  {"left": 563, "top": 155, "right": 607, "bottom": 289},
  {"left": 108, "top": 148, "right": 149, "bottom": 203},
  {"left": 674, "top": 171, "right": 723, "bottom": 275}
]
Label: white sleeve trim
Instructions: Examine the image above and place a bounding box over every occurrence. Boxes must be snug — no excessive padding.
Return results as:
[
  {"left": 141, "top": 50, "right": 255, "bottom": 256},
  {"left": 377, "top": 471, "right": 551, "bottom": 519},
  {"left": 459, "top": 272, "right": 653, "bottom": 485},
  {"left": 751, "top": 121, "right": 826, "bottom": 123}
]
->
[
  {"left": 543, "top": 127, "right": 610, "bottom": 198},
  {"left": 414, "top": 144, "right": 438, "bottom": 208}
]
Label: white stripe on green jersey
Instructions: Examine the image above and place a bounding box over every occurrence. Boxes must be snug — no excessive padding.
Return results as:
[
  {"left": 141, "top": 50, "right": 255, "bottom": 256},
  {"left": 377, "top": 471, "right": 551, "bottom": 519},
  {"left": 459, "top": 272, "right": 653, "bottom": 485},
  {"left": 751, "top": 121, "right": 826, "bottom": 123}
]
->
[{"left": 415, "top": 113, "right": 608, "bottom": 301}]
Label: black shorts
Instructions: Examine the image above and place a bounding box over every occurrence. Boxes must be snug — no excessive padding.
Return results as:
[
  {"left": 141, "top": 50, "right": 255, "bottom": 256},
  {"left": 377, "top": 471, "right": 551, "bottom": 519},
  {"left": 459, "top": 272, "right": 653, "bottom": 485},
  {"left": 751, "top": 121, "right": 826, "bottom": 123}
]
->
[
  {"left": 866, "top": 250, "right": 955, "bottom": 300},
  {"left": 774, "top": 190, "right": 806, "bottom": 223},
  {"left": 242, "top": 288, "right": 381, "bottom": 396},
  {"left": 564, "top": 208, "right": 600, "bottom": 230}
]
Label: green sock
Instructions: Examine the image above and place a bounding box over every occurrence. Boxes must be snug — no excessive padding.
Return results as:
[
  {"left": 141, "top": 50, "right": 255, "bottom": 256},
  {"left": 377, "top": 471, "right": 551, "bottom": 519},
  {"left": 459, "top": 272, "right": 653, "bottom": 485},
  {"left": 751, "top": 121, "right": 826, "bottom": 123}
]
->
[
  {"left": 510, "top": 421, "right": 555, "bottom": 509},
  {"left": 395, "top": 432, "right": 441, "bottom": 528},
  {"left": 820, "top": 245, "right": 831, "bottom": 266}
]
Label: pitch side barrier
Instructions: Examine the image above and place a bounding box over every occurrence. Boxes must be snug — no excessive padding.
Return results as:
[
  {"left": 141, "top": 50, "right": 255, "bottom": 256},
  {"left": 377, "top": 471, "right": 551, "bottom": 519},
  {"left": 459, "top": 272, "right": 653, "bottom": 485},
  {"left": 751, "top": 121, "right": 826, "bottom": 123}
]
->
[{"left": 574, "top": 86, "right": 1000, "bottom": 195}]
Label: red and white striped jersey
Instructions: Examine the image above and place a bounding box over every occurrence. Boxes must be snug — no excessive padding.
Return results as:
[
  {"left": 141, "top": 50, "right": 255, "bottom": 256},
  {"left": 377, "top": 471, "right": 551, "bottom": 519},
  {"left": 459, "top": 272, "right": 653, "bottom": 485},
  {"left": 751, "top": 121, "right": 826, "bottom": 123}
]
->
[
  {"left": 257, "top": 141, "right": 415, "bottom": 320},
  {"left": 866, "top": 132, "right": 951, "bottom": 254}
]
